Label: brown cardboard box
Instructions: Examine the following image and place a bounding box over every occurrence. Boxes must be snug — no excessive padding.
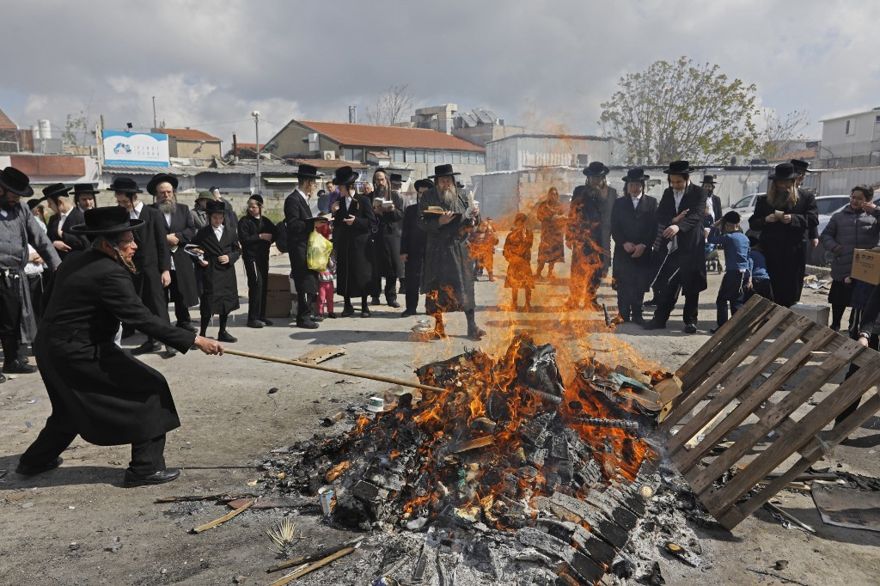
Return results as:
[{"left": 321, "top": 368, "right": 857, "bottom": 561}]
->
[
  {"left": 264, "top": 273, "right": 293, "bottom": 318},
  {"left": 851, "top": 248, "right": 880, "bottom": 286}
]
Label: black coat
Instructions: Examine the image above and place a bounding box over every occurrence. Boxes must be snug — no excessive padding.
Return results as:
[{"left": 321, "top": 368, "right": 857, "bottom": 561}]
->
[
  {"left": 655, "top": 184, "right": 708, "bottom": 294},
  {"left": 151, "top": 202, "right": 199, "bottom": 308},
  {"left": 374, "top": 191, "right": 405, "bottom": 278},
  {"left": 333, "top": 194, "right": 376, "bottom": 297},
  {"left": 400, "top": 203, "right": 427, "bottom": 266},
  {"left": 748, "top": 192, "right": 818, "bottom": 307},
  {"left": 132, "top": 204, "right": 171, "bottom": 274},
  {"left": 568, "top": 184, "right": 616, "bottom": 271},
  {"left": 34, "top": 249, "right": 195, "bottom": 446},
  {"left": 46, "top": 207, "right": 89, "bottom": 260},
  {"left": 193, "top": 225, "right": 241, "bottom": 315},
  {"left": 238, "top": 214, "right": 275, "bottom": 261},
  {"left": 611, "top": 195, "right": 659, "bottom": 292},
  {"left": 711, "top": 194, "right": 723, "bottom": 221},
  {"left": 284, "top": 189, "right": 318, "bottom": 295}
]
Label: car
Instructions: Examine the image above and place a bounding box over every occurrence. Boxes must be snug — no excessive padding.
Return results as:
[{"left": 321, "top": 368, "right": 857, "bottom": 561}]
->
[{"left": 725, "top": 193, "right": 762, "bottom": 218}]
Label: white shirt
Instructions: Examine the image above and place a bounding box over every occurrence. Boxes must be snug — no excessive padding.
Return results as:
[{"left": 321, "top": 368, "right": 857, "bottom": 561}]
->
[
  {"left": 345, "top": 195, "right": 353, "bottom": 210},
  {"left": 630, "top": 194, "right": 642, "bottom": 210},
  {"left": 130, "top": 200, "right": 144, "bottom": 220},
  {"left": 213, "top": 224, "right": 224, "bottom": 242},
  {"left": 164, "top": 212, "right": 172, "bottom": 228},
  {"left": 296, "top": 188, "right": 309, "bottom": 205},
  {"left": 673, "top": 190, "right": 685, "bottom": 211},
  {"left": 58, "top": 210, "right": 69, "bottom": 231}
]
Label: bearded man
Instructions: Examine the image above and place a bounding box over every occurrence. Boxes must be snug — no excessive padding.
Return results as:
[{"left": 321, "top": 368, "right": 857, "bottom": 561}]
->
[
  {"left": 418, "top": 164, "right": 484, "bottom": 340},
  {"left": 369, "top": 169, "right": 405, "bottom": 308},
  {"left": 147, "top": 173, "right": 199, "bottom": 334},
  {"left": 16, "top": 206, "right": 223, "bottom": 486}
]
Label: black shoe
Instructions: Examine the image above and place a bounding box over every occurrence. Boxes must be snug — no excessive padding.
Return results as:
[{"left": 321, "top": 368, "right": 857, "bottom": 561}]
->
[
  {"left": 467, "top": 326, "right": 486, "bottom": 341},
  {"left": 296, "top": 319, "right": 319, "bottom": 329},
  {"left": 311, "top": 314, "right": 325, "bottom": 322},
  {"left": 16, "top": 456, "right": 63, "bottom": 476},
  {"left": 217, "top": 331, "right": 237, "bottom": 343},
  {"left": 370, "top": 296, "right": 381, "bottom": 306},
  {"left": 632, "top": 315, "right": 645, "bottom": 325},
  {"left": 326, "top": 312, "right": 336, "bottom": 319},
  {"left": 401, "top": 310, "right": 416, "bottom": 317},
  {"left": 643, "top": 298, "right": 656, "bottom": 307},
  {"left": 0, "top": 372, "right": 6, "bottom": 383},
  {"left": 3, "top": 360, "right": 37, "bottom": 374},
  {"left": 161, "top": 346, "right": 177, "bottom": 359},
  {"left": 247, "top": 320, "right": 264, "bottom": 328},
  {"left": 709, "top": 327, "right": 719, "bottom": 334},
  {"left": 683, "top": 323, "right": 698, "bottom": 334},
  {"left": 176, "top": 322, "right": 197, "bottom": 333},
  {"left": 131, "top": 340, "right": 162, "bottom": 355},
  {"left": 121, "top": 327, "right": 136, "bottom": 339},
  {"left": 260, "top": 319, "right": 274, "bottom": 326},
  {"left": 387, "top": 300, "right": 401, "bottom": 308},
  {"left": 341, "top": 306, "right": 355, "bottom": 317},
  {"left": 123, "top": 467, "right": 180, "bottom": 488},
  {"left": 361, "top": 308, "right": 372, "bottom": 318},
  {"left": 642, "top": 320, "right": 666, "bottom": 330}
]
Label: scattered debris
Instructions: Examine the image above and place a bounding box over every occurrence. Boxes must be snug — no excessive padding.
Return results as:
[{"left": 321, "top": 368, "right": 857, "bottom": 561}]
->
[
  {"left": 191, "top": 499, "right": 255, "bottom": 534},
  {"left": 267, "top": 387, "right": 279, "bottom": 395},
  {"left": 321, "top": 411, "right": 346, "bottom": 427},
  {"left": 104, "top": 536, "right": 122, "bottom": 553},
  {"left": 746, "top": 566, "right": 810, "bottom": 586},
  {"left": 266, "top": 517, "right": 305, "bottom": 558},
  {"left": 812, "top": 484, "right": 880, "bottom": 532},
  {"left": 296, "top": 345, "right": 346, "bottom": 365},
  {"left": 266, "top": 536, "right": 364, "bottom": 574},
  {"left": 764, "top": 502, "right": 816, "bottom": 534},
  {"left": 268, "top": 541, "right": 361, "bottom": 586}
]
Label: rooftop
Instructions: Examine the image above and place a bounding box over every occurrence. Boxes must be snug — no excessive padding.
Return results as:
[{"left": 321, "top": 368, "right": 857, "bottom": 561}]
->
[
  {"left": 0, "top": 108, "right": 16, "bottom": 131},
  {"left": 152, "top": 127, "right": 221, "bottom": 142},
  {"left": 820, "top": 107, "right": 880, "bottom": 123},
  {"left": 288, "top": 158, "right": 368, "bottom": 170},
  {"left": 295, "top": 120, "right": 484, "bottom": 152},
  {"left": 487, "top": 133, "right": 608, "bottom": 144}
]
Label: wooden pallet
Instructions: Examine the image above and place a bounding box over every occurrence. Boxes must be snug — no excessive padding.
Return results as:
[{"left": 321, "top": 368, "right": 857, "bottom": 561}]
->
[{"left": 659, "top": 295, "right": 880, "bottom": 529}]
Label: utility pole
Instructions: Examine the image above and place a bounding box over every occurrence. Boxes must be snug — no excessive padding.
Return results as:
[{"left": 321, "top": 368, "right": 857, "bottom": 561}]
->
[
  {"left": 152, "top": 96, "right": 158, "bottom": 129},
  {"left": 251, "top": 111, "right": 261, "bottom": 193}
]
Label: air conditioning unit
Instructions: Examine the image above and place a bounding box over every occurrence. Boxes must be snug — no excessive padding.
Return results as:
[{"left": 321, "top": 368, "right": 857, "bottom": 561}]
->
[{"left": 323, "top": 151, "right": 336, "bottom": 160}]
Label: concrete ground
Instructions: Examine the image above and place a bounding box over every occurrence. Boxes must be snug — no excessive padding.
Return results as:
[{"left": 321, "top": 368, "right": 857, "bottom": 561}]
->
[{"left": 1, "top": 242, "right": 878, "bottom": 585}]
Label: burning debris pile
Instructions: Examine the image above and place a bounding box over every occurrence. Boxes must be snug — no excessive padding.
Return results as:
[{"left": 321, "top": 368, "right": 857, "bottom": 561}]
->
[{"left": 266, "top": 335, "right": 680, "bottom": 584}]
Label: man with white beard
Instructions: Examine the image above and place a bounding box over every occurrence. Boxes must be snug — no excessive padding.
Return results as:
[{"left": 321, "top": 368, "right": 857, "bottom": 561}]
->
[
  {"left": 147, "top": 173, "right": 199, "bottom": 340},
  {"left": 417, "top": 164, "right": 484, "bottom": 341}
]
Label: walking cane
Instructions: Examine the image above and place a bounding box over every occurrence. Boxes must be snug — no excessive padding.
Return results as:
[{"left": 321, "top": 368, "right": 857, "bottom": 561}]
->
[{"left": 223, "top": 348, "right": 446, "bottom": 395}]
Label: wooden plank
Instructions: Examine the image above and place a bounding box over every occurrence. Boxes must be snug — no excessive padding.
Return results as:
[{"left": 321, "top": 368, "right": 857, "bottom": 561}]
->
[
  {"left": 718, "top": 390, "right": 880, "bottom": 529},
  {"left": 660, "top": 307, "right": 790, "bottom": 433},
  {"left": 675, "top": 296, "right": 775, "bottom": 390},
  {"left": 686, "top": 336, "right": 860, "bottom": 495},
  {"left": 672, "top": 324, "right": 833, "bottom": 473},
  {"left": 667, "top": 315, "right": 813, "bottom": 458},
  {"left": 701, "top": 350, "right": 877, "bottom": 516}
]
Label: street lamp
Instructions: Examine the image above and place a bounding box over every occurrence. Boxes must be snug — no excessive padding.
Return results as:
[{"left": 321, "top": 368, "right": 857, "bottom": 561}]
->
[{"left": 251, "top": 110, "right": 261, "bottom": 193}]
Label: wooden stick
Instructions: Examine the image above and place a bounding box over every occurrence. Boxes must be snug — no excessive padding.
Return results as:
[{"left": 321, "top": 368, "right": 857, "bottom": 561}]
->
[
  {"left": 269, "top": 544, "right": 358, "bottom": 585},
  {"left": 266, "top": 537, "right": 365, "bottom": 573},
  {"left": 190, "top": 498, "right": 254, "bottom": 534},
  {"left": 155, "top": 493, "right": 255, "bottom": 504},
  {"left": 224, "top": 349, "right": 447, "bottom": 395}
]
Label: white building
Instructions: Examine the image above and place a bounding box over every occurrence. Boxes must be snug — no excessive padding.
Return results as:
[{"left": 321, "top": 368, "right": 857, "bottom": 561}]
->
[
  {"left": 819, "top": 107, "right": 880, "bottom": 168},
  {"left": 485, "top": 134, "right": 622, "bottom": 173}
]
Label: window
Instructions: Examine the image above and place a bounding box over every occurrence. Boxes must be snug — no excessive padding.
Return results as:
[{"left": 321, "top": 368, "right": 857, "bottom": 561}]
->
[
  {"left": 845, "top": 119, "right": 855, "bottom": 136},
  {"left": 343, "top": 148, "right": 363, "bottom": 162},
  {"left": 405, "top": 150, "right": 416, "bottom": 162},
  {"left": 453, "top": 151, "right": 462, "bottom": 164},
  {"left": 391, "top": 149, "right": 404, "bottom": 162},
  {"left": 426, "top": 150, "right": 435, "bottom": 163},
  {"left": 415, "top": 150, "right": 426, "bottom": 163}
]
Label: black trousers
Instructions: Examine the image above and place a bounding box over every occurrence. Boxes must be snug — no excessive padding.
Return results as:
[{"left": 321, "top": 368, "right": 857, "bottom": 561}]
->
[
  {"left": 166, "top": 269, "right": 192, "bottom": 325},
  {"left": 0, "top": 273, "right": 23, "bottom": 364},
  {"left": 716, "top": 270, "right": 749, "bottom": 326},
  {"left": 296, "top": 290, "right": 315, "bottom": 321},
  {"left": 837, "top": 331, "right": 879, "bottom": 426},
  {"left": 404, "top": 257, "right": 424, "bottom": 313},
  {"left": 616, "top": 284, "right": 645, "bottom": 320},
  {"left": 244, "top": 255, "right": 269, "bottom": 322},
  {"left": 652, "top": 254, "right": 700, "bottom": 326},
  {"left": 20, "top": 415, "right": 168, "bottom": 476}
]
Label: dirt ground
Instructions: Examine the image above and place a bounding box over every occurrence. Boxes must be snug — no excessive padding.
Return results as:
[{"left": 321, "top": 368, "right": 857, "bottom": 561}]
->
[{"left": 1, "top": 244, "right": 879, "bottom": 585}]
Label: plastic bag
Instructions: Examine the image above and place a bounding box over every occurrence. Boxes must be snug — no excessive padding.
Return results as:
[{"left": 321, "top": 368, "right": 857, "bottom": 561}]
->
[{"left": 306, "top": 230, "right": 333, "bottom": 271}]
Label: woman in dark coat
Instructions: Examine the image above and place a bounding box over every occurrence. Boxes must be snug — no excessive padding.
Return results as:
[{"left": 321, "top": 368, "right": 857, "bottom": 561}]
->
[
  {"left": 16, "top": 207, "right": 222, "bottom": 486},
  {"left": 611, "top": 168, "right": 658, "bottom": 324},
  {"left": 535, "top": 186, "right": 566, "bottom": 279},
  {"left": 748, "top": 163, "right": 819, "bottom": 308},
  {"left": 193, "top": 200, "right": 241, "bottom": 342},
  {"left": 238, "top": 194, "right": 275, "bottom": 328},
  {"left": 331, "top": 166, "right": 376, "bottom": 317}
]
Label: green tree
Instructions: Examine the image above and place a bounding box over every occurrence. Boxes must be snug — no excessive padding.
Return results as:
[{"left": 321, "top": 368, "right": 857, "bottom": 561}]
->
[{"left": 599, "top": 57, "right": 760, "bottom": 165}]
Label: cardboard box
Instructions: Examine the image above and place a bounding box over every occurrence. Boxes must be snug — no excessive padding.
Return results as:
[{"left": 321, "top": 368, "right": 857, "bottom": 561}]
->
[
  {"left": 264, "top": 273, "right": 293, "bottom": 318},
  {"left": 266, "top": 272, "right": 293, "bottom": 293},
  {"left": 852, "top": 248, "right": 880, "bottom": 286}
]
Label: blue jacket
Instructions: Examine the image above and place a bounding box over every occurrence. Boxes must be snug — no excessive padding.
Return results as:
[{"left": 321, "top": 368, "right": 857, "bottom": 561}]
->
[
  {"left": 708, "top": 228, "right": 751, "bottom": 272},
  {"left": 749, "top": 249, "right": 770, "bottom": 281}
]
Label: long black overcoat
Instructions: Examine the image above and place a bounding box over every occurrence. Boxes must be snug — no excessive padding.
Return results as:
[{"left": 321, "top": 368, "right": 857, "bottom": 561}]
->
[
  {"left": 284, "top": 190, "right": 318, "bottom": 295},
  {"left": 151, "top": 202, "right": 199, "bottom": 307},
  {"left": 333, "top": 194, "right": 376, "bottom": 297},
  {"left": 655, "top": 184, "right": 708, "bottom": 295},
  {"left": 192, "top": 225, "right": 241, "bottom": 315},
  {"left": 611, "top": 194, "right": 658, "bottom": 292}
]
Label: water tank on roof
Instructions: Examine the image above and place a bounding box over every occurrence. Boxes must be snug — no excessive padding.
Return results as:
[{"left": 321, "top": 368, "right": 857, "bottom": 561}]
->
[{"left": 38, "top": 119, "right": 52, "bottom": 140}]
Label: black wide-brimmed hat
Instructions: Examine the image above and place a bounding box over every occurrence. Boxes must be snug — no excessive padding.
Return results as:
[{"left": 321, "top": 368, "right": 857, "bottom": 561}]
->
[
  {"left": 146, "top": 172, "right": 178, "bottom": 196},
  {"left": 701, "top": 174, "right": 716, "bottom": 185},
  {"left": 109, "top": 176, "right": 142, "bottom": 194},
  {"left": 769, "top": 163, "right": 799, "bottom": 181},
  {"left": 389, "top": 173, "right": 403, "bottom": 184},
  {"left": 722, "top": 211, "right": 741, "bottom": 224},
  {"left": 296, "top": 163, "right": 322, "bottom": 179},
  {"left": 27, "top": 197, "right": 45, "bottom": 210},
  {"left": 332, "top": 165, "right": 359, "bottom": 186},
  {"left": 790, "top": 159, "right": 813, "bottom": 174},
  {"left": 42, "top": 183, "right": 72, "bottom": 201},
  {"left": 70, "top": 206, "right": 144, "bottom": 235},
  {"left": 414, "top": 179, "right": 434, "bottom": 191},
  {"left": 73, "top": 183, "right": 100, "bottom": 199},
  {"left": 583, "top": 161, "right": 609, "bottom": 177},
  {"left": 663, "top": 160, "right": 694, "bottom": 175},
  {"left": 249, "top": 193, "right": 264, "bottom": 205},
  {"left": 206, "top": 200, "right": 226, "bottom": 215},
  {"left": 0, "top": 166, "right": 34, "bottom": 197},
  {"left": 429, "top": 164, "right": 460, "bottom": 179},
  {"left": 622, "top": 168, "right": 650, "bottom": 183}
]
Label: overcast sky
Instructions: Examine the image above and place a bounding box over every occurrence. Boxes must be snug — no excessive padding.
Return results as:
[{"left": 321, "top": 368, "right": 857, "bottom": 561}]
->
[{"left": 2, "top": 0, "right": 878, "bottom": 148}]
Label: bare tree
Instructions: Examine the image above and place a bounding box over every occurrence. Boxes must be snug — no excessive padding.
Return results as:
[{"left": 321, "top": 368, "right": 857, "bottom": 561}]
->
[
  {"left": 757, "top": 109, "right": 809, "bottom": 161},
  {"left": 599, "top": 57, "right": 760, "bottom": 165},
  {"left": 62, "top": 111, "right": 88, "bottom": 147},
  {"left": 365, "top": 84, "right": 414, "bottom": 126}
]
